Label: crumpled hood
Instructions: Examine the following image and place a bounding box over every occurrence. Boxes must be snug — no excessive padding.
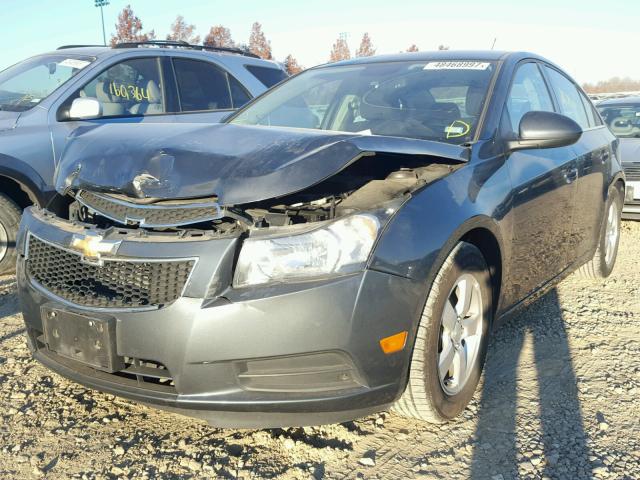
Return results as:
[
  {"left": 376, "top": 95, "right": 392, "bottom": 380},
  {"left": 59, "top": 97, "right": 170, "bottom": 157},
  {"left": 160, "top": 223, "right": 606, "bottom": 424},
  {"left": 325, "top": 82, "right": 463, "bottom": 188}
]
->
[
  {"left": 619, "top": 137, "right": 640, "bottom": 164},
  {"left": 0, "top": 111, "right": 20, "bottom": 132},
  {"left": 55, "top": 122, "right": 468, "bottom": 206}
]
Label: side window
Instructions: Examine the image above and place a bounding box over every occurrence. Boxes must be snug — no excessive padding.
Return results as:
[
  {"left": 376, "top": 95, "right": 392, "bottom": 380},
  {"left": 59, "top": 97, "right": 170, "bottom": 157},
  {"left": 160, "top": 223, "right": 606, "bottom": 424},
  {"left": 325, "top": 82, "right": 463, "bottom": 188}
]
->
[
  {"left": 505, "top": 62, "right": 554, "bottom": 133},
  {"left": 543, "top": 67, "right": 590, "bottom": 129},
  {"left": 228, "top": 75, "right": 252, "bottom": 108},
  {"left": 245, "top": 65, "right": 288, "bottom": 88},
  {"left": 73, "top": 57, "right": 165, "bottom": 117},
  {"left": 579, "top": 90, "right": 602, "bottom": 127},
  {"left": 173, "top": 59, "right": 232, "bottom": 112}
]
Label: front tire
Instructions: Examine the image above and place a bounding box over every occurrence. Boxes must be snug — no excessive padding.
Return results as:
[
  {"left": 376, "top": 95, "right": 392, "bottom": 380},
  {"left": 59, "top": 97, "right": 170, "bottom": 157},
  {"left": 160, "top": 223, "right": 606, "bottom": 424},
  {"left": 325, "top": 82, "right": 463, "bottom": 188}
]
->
[
  {"left": 0, "top": 193, "right": 21, "bottom": 275},
  {"left": 577, "top": 185, "right": 622, "bottom": 279},
  {"left": 394, "top": 242, "right": 492, "bottom": 423}
]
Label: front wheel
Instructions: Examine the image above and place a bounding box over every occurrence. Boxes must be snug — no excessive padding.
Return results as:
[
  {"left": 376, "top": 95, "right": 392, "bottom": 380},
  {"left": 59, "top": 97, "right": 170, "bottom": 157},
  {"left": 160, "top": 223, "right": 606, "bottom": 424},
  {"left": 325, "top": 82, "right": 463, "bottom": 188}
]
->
[
  {"left": 0, "top": 193, "right": 22, "bottom": 275},
  {"left": 577, "top": 185, "right": 622, "bottom": 279},
  {"left": 393, "top": 242, "right": 492, "bottom": 423}
]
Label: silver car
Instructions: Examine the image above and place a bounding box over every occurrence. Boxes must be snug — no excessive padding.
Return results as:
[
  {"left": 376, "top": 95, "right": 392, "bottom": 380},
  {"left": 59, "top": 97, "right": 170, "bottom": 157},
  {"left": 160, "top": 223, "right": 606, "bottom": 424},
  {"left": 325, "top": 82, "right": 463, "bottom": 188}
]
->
[
  {"left": 597, "top": 96, "right": 640, "bottom": 219},
  {"left": 0, "top": 40, "right": 287, "bottom": 273}
]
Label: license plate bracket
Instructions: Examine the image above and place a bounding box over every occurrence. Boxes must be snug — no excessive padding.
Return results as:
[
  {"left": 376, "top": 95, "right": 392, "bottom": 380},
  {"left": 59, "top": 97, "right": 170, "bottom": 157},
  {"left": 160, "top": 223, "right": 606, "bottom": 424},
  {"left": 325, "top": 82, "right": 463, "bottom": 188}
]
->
[{"left": 41, "top": 308, "right": 124, "bottom": 372}]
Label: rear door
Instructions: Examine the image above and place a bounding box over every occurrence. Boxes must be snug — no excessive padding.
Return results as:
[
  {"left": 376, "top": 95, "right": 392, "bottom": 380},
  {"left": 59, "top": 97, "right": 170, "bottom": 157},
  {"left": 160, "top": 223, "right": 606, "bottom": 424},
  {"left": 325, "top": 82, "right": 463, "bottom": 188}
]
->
[
  {"left": 502, "top": 61, "right": 579, "bottom": 305},
  {"left": 169, "top": 57, "right": 252, "bottom": 123},
  {"left": 542, "top": 65, "right": 610, "bottom": 261}
]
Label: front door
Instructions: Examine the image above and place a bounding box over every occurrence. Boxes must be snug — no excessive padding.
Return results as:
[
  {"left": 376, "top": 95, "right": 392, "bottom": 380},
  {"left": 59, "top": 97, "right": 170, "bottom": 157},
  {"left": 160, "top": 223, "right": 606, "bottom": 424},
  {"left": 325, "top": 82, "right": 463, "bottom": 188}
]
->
[{"left": 501, "top": 62, "right": 578, "bottom": 307}]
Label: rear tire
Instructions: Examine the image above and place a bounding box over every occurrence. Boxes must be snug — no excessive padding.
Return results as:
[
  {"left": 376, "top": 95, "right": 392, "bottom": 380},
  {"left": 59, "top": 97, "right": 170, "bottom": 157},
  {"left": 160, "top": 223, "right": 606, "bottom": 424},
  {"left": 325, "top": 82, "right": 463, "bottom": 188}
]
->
[
  {"left": 393, "top": 242, "right": 492, "bottom": 423},
  {"left": 577, "top": 185, "right": 622, "bottom": 279},
  {"left": 0, "top": 193, "right": 22, "bottom": 275}
]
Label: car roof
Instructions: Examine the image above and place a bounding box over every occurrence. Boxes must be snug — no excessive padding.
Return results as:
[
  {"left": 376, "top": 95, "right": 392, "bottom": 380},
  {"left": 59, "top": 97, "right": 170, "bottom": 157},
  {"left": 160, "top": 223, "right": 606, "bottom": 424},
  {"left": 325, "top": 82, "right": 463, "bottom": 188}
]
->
[
  {"left": 597, "top": 96, "right": 640, "bottom": 106},
  {"left": 45, "top": 45, "right": 282, "bottom": 68},
  {"left": 324, "top": 50, "right": 545, "bottom": 68}
]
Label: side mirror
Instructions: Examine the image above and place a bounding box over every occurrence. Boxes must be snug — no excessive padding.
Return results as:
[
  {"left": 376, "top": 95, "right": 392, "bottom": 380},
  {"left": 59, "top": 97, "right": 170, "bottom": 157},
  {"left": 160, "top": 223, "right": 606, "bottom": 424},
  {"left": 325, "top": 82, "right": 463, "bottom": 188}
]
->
[
  {"left": 506, "top": 111, "right": 582, "bottom": 152},
  {"left": 68, "top": 97, "right": 102, "bottom": 120}
]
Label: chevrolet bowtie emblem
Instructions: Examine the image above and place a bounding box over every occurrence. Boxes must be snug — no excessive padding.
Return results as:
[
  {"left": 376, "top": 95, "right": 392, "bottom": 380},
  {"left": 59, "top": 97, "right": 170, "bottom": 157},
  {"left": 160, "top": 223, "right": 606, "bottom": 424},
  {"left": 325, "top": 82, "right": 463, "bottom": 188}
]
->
[{"left": 70, "top": 233, "right": 121, "bottom": 265}]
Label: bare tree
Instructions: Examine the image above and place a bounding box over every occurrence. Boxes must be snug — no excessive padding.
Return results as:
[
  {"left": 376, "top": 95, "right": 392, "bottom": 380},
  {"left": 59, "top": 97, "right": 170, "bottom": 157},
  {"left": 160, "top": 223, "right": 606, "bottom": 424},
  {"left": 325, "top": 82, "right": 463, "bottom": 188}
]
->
[
  {"left": 583, "top": 77, "right": 640, "bottom": 94},
  {"left": 203, "top": 25, "right": 235, "bottom": 48},
  {"left": 329, "top": 37, "right": 351, "bottom": 62},
  {"left": 355, "top": 32, "right": 376, "bottom": 57},
  {"left": 284, "top": 54, "right": 303, "bottom": 75},
  {"left": 166, "top": 15, "right": 200, "bottom": 44},
  {"left": 110, "top": 5, "right": 155, "bottom": 46},
  {"left": 248, "top": 22, "right": 273, "bottom": 59},
  {"left": 406, "top": 44, "right": 419, "bottom": 52}
]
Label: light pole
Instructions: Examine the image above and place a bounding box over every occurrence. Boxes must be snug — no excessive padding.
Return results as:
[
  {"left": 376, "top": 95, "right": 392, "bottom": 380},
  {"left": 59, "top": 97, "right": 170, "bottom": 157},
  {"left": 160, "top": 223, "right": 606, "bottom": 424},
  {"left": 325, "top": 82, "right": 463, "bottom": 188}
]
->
[{"left": 94, "top": 0, "right": 109, "bottom": 46}]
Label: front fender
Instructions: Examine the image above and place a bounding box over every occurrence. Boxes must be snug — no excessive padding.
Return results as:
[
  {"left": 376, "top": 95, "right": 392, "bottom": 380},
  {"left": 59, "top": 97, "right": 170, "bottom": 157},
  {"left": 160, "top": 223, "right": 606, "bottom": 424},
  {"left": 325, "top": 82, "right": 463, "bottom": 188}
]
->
[
  {"left": 369, "top": 155, "right": 513, "bottom": 312},
  {"left": 0, "top": 154, "right": 52, "bottom": 206}
]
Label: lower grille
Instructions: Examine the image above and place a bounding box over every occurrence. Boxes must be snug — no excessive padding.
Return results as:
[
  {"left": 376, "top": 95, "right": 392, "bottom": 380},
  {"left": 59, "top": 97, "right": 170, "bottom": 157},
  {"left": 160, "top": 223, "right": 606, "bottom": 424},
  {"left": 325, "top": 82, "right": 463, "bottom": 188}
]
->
[
  {"left": 113, "top": 357, "right": 176, "bottom": 392},
  {"left": 26, "top": 236, "right": 194, "bottom": 309},
  {"left": 624, "top": 164, "right": 640, "bottom": 181}
]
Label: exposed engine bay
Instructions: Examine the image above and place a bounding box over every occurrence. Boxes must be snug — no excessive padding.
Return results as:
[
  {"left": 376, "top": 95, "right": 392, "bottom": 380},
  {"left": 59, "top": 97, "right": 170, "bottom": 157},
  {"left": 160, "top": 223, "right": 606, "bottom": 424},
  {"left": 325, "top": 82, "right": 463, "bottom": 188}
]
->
[{"left": 68, "top": 154, "right": 458, "bottom": 237}]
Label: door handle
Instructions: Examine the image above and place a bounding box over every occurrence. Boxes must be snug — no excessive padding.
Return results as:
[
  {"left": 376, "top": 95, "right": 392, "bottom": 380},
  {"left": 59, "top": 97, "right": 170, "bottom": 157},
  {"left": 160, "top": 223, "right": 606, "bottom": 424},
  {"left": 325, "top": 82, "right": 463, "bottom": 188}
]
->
[{"left": 564, "top": 167, "right": 578, "bottom": 184}]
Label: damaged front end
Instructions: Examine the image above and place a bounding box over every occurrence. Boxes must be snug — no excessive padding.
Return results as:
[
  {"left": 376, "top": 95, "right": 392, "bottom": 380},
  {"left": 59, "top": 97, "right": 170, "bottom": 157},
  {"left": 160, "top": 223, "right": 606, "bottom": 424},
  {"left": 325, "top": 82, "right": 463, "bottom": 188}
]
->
[
  {"left": 53, "top": 123, "right": 466, "bottom": 290},
  {"left": 17, "top": 122, "right": 467, "bottom": 426}
]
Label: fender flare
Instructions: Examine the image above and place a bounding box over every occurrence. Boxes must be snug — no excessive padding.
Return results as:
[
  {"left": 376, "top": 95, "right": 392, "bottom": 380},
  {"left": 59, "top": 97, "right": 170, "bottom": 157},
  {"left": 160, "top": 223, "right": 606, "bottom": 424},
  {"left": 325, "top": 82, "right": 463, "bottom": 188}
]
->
[
  {"left": 421, "top": 214, "right": 507, "bottom": 308},
  {"left": 0, "top": 154, "right": 50, "bottom": 206}
]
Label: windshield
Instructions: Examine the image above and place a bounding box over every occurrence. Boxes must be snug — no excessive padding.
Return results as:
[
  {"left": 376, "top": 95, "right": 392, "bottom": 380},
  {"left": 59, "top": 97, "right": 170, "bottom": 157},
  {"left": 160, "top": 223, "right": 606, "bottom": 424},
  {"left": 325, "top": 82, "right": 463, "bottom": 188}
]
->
[
  {"left": 230, "top": 60, "right": 497, "bottom": 144},
  {"left": 598, "top": 103, "right": 640, "bottom": 138},
  {"left": 0, "top": 54, "right": 94, "bottom": 112}
]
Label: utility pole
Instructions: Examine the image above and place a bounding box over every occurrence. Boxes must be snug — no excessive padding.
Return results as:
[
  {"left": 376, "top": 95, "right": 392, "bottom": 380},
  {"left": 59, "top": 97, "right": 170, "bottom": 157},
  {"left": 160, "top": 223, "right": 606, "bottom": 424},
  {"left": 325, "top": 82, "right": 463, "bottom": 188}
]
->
[{"left": 94, "top": 0, "right": 110, "bottom": 46}]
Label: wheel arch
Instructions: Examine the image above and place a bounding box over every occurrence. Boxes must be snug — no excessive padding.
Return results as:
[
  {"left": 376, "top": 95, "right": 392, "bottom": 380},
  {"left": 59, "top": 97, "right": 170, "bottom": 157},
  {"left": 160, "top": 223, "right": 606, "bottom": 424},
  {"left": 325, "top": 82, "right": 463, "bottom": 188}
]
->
[
  {"left": 0, "top": 156, "right": 50, "bottom": 208},
  {"left": 459, "top": 225, "right": 503, "bottom": 317}
]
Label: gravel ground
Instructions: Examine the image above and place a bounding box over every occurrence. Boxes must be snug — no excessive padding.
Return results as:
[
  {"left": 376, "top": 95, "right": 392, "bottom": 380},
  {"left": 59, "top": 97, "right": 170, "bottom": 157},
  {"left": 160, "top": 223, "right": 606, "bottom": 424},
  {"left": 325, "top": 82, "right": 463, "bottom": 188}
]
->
[{"left": 1, "top": 222, "right": 639, "bottom": 480}]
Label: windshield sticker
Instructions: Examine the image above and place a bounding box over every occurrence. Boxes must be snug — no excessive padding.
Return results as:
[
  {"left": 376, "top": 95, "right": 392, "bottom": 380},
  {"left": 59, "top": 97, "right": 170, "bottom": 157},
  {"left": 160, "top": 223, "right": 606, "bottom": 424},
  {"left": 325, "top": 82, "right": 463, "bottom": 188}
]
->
[
  {"left": 59, "top": 58, "right": 91, "bottom": 70},
  {"left": 445, "top": 120, "right": 471, "bottom": 139},
  {"left": 109, "top": 82, "right": 151, "bottom": 102},
  {"left": 424, "top": 61, "right": 491, "bottom": 71}
]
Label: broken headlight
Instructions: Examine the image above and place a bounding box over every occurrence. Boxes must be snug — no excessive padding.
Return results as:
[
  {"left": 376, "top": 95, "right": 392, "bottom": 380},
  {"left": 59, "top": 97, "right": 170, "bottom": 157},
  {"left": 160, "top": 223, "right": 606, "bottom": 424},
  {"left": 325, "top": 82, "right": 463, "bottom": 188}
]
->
[{"left": 233, "top": 214, "right": 381, "bottom": 287}]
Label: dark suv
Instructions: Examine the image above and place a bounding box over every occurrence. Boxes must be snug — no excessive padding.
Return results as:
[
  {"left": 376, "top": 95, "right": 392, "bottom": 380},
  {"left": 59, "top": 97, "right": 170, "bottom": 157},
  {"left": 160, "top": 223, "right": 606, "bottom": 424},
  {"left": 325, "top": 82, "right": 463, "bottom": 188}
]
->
[
  {"left": 0, "top": 41, "right": 287, "bottom": 273},
  {"left": 18, "top": 51, "right": 624, "bottom": 428}
]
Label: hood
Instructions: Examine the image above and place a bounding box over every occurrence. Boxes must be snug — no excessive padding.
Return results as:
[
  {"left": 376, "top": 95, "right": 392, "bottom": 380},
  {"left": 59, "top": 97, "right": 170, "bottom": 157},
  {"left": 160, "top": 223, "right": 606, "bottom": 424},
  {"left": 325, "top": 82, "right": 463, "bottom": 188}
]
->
[
  {"left": 619, "top": 137, "right": 640, "bottom": 164},
  {"left": 55, "top": 122, "right": 469, "bottom": 206},
  {"left": 0, "top": 111, "right": 20, "bottom": 132}
]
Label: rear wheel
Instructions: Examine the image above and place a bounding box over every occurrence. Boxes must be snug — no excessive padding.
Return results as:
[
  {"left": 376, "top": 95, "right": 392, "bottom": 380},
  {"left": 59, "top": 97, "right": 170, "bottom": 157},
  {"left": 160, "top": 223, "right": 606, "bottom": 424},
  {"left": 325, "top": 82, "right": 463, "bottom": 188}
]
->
[
  {"left": 577, "top": 185, "right": 622, "bottom": 279},
  {"left": 393, "top": 242, "right": 492, "bottom": 423},
  {"left": 0, "top": 193, "right": 22, "bottom": 275}
]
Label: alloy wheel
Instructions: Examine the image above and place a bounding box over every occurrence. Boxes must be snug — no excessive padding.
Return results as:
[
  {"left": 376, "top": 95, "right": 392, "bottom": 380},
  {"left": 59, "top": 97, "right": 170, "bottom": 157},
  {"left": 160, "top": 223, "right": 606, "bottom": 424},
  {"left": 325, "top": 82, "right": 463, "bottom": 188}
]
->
[
  {"left": 604, "top": 200, "right": 620, "bottom": 267},
  {"left": 0, "top": 222, "right": 7, "bottom": 265},
  {"left": 438, "top": 273, "right": 484, "bottom": 396}
]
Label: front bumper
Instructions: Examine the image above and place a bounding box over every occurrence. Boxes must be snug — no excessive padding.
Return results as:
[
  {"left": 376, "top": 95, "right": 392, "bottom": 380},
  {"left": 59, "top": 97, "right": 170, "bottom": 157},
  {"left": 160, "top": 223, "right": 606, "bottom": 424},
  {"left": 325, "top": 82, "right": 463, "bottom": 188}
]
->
[{"left": 17, "top": 208, "right": 424, "bottom": 427}]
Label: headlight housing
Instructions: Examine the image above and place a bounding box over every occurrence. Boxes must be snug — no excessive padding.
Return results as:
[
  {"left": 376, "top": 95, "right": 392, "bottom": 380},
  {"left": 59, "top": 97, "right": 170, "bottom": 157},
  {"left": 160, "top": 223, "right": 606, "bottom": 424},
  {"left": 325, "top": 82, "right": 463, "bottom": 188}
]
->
[{"left": 233, "top": 213, "right": 381, "bottom": 287}]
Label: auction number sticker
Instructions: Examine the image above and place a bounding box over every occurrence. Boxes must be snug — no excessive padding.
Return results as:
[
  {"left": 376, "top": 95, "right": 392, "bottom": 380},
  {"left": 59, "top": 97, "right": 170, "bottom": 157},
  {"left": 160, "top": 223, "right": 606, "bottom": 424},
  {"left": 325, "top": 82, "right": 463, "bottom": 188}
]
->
[
  {"left": 424, "top": 61, "right": 491, "bottom": 70},
  {"left": 59, "top": 58, "right": 91, "bottom": 70}
]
